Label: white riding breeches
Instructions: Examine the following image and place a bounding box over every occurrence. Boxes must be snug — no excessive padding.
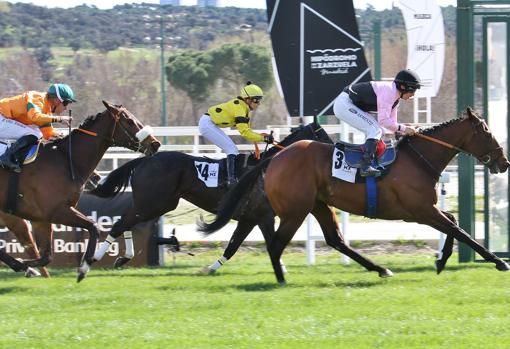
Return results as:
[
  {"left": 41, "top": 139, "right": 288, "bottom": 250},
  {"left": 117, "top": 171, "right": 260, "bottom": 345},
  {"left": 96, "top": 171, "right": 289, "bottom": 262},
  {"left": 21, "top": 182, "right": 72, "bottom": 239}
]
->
[
  {"left": 0, "top": 113, "right": 43, "bottom": 140},
  {"left": 198, "top": 114, "right": 239, "bottom": 155},
  {"left": 333, "top": 92, "right": 383, "bottom": 140}
]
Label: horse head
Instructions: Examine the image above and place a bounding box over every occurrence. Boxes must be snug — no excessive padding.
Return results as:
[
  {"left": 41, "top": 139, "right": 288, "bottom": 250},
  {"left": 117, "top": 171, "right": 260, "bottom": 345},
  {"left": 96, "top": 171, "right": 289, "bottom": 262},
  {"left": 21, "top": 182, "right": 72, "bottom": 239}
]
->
[
  {"left": 466, "top": 107, "right": 509, "bottom": 174},
  {"left": 102, "top": 101, "right": 161, "bottom": 156}
]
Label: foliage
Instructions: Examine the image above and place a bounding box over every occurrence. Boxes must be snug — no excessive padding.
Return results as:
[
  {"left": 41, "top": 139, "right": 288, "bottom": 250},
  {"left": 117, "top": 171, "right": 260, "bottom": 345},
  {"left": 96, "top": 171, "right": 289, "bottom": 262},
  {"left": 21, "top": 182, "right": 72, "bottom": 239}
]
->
[{"left": 0, "top": 252, "right": 509, "bottom": 348}]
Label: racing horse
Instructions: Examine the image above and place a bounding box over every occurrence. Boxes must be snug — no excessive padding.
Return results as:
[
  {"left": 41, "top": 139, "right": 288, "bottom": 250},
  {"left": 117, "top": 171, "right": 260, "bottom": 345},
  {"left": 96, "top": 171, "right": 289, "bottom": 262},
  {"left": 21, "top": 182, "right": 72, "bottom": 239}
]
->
[
  {"left": 89, "top": 120, "right": 336, "bottom": 272},
  {"left": 199, "top": 108, "right": 510, "bottom": 284},
  {"left": 0, "top": 101, "right": 160, "bottom": 282}
]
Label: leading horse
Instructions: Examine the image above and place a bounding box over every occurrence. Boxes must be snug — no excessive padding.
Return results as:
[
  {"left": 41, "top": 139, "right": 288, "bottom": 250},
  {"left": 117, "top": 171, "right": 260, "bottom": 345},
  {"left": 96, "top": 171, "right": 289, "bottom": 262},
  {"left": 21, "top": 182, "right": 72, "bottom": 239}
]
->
[
  {"left": 199, "top": 108, "right": 510, "bottom": 284},
  {"left": 0, "top": 101, "right": 160, "bottom": 281},
  {"left": 88, "top": 121, "right": 334, "bottom": 273}
]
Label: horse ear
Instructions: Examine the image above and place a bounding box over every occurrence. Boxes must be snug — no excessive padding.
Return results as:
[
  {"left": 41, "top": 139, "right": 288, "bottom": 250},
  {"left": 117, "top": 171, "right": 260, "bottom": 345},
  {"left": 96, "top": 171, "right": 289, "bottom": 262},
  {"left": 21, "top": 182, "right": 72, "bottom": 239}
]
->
[
  {"left": 466, "top": 106, "right": 479, "bottom": 121},
  {"left": 313, "top": 115, "right": 318, "bottom": 124},
  {"left": 102, "top": 100, "right": 113, "bottom": 110}
]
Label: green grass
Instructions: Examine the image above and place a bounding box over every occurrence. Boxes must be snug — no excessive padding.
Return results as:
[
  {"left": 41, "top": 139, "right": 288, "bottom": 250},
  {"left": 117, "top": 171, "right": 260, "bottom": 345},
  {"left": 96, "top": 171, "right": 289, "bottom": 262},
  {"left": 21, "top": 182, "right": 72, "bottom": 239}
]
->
[{"left": 0, "top": 251, "right": 509, "bottom": 349}]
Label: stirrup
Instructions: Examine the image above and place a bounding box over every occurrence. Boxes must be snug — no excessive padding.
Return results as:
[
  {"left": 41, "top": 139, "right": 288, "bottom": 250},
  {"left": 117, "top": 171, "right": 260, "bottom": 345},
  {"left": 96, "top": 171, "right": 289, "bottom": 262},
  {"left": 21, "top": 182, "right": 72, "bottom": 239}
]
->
[{"left": 360, "top": 165, "right": 381, "bottom": 177}]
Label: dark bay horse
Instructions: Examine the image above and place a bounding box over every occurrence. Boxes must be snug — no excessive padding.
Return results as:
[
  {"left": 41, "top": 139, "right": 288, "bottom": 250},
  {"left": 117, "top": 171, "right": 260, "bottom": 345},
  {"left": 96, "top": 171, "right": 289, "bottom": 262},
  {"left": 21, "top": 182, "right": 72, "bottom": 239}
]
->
[
  {"left": 0, "top": 101, "right": 160, "bottom": 281},
  {"left": 199, "top": 108, "right": 510, "bottom": 284},
  {"left": 89, "top": 121, "right": 333, "bottom": 272}
]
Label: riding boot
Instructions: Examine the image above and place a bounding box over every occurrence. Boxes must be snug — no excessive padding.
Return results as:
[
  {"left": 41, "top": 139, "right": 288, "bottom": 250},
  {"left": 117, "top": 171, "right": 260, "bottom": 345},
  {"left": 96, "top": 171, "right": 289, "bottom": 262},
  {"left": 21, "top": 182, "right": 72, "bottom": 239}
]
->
[
  {"left": 360, "top": 138, "right": 381, "bottom": 177},
  {"left": 0, "top": 135, "right": 39, "bottom": 173},
  {"left": 226, "top": 154, "right": 238, "bottom": 186}
]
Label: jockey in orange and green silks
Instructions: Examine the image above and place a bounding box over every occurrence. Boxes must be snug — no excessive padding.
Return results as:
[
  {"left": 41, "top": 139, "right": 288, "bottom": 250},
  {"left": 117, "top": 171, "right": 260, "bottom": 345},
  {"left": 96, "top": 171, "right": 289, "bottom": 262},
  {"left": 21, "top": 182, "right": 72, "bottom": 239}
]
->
[{"left": 0, "top": 83, "right": 75, "bottom": 172}]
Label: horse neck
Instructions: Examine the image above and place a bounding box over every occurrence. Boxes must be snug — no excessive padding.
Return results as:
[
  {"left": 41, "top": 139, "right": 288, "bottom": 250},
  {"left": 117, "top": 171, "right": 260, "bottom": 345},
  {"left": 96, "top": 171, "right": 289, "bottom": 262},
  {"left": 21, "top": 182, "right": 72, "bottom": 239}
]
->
[
  {"left": 67, "top": 115, "right": 114, "bottom": 182},
  {"left": 412, "top": 120, "right": 469, "bottom": 173}
]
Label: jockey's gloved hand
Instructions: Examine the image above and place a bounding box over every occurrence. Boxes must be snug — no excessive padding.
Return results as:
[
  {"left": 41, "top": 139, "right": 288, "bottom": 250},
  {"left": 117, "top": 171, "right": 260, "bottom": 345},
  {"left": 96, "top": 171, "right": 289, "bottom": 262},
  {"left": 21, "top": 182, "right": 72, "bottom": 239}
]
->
[
  {"left": 263, "top": 133, "right": 274, "bottom": 144},
  {"left": 52, "top": 115, "right": 72, "bottom": 124},
  {"left": 404, "top": 126, "right": 416, "bottom": 136}
]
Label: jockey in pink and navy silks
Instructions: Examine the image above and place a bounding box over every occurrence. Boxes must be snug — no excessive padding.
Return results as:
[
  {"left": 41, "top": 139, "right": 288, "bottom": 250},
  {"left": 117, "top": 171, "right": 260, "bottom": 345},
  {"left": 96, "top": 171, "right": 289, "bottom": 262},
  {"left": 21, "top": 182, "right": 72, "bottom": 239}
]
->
[{"left": 333, "top": 69, "right": 421, "bottom": 177}]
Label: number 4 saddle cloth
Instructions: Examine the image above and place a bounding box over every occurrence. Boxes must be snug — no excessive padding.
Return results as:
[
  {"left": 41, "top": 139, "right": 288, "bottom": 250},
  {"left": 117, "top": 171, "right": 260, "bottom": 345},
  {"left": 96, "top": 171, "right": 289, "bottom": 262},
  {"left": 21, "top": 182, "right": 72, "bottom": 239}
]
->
[
  {"left": 331, "top": 139, "right": 397, "bottom": 183},
  {"left": 193, "top": 153, "right": 254, "bottom": 188}
]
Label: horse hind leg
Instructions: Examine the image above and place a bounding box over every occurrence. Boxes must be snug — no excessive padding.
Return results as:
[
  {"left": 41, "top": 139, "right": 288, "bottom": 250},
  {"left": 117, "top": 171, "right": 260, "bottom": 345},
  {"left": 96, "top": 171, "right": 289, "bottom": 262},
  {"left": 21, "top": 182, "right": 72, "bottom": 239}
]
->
[
  {"left": 200, "top": 219, "right": 257, "bottom": 275},
  {"left": 14, "top": 220, "right": 51, "bottom": 277},
  {"left": 0, "top": 248, "right": 39, "bottom": 277},
  {"left": 311, "top": 201, "right": 393, "bottom": 278},
  {"left": 268, "top": 216, "right": 305, "bottom": 285}
]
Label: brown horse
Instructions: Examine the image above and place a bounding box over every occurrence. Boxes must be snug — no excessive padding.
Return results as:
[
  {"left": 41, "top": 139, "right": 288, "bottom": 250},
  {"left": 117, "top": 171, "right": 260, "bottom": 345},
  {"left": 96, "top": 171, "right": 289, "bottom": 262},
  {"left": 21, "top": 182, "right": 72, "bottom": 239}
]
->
[
  {"left": 200, "top": 108, "right": 510, "bottom": 284},
  {"left": 0, "top": 101, "right": 160, "bottom": 281}
]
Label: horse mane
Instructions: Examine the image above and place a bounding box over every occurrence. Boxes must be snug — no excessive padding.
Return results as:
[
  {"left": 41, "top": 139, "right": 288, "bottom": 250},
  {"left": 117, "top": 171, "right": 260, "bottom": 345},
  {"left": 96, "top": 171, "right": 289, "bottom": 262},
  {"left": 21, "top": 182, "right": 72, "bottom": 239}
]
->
[
  {"left": 396, "top": 113, "right": 466, "bottom": 149},
  {"left": 42, "top": 112, "right": 104, "bottom": 148}
]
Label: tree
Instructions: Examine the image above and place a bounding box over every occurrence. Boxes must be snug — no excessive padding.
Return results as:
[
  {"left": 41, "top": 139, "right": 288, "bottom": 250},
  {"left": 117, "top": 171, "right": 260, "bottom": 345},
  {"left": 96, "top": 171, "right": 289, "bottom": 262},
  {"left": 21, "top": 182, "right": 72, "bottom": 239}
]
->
[{"left": 165, "top": 43, "right": 273, "bottom": 124}]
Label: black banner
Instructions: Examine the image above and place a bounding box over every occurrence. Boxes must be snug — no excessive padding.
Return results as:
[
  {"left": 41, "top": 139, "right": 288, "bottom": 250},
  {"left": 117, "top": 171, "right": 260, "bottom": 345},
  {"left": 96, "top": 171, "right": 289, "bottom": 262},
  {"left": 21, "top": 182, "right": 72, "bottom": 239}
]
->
[
  {"left": 0, "top": 192, "right": 160, "bottom": 268},
  {"left": 267, "top": 0, "right": 371, "bottom": 116}
]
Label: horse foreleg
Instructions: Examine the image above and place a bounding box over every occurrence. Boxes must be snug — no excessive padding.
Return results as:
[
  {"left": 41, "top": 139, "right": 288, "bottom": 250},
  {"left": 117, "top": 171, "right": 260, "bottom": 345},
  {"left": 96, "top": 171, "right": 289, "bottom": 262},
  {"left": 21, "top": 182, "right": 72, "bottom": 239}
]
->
[
  {"left": 201, "top": 219, "right": 257, "bottom": 274},
  {"left": 421, "top": 208, "right": 509, "bottom": 272},
  {"left": 94, "top": 208, "right": 140, "bottom": 267},
  {"left": 53, "top": 206, "right": 100, "bottom": 282},
  {"left": 311, "top": 202, "right": 393, "bottom": 278},
  {"left": 435, "top": 211, "right": 456, "bottom": 274}
]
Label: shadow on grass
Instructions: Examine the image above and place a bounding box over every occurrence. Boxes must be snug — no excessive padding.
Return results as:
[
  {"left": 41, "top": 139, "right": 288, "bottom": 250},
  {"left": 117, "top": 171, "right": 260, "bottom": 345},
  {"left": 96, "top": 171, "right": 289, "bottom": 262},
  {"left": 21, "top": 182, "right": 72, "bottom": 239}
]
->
[
  {"left": 0, "top": 286, "right": 28, "bottom": 295},
  {"left": 234, "top": 282, "right": 281, "bottom": 292},
  {"left": 388, "top": 263, "right": 489, "bottom": 274}
]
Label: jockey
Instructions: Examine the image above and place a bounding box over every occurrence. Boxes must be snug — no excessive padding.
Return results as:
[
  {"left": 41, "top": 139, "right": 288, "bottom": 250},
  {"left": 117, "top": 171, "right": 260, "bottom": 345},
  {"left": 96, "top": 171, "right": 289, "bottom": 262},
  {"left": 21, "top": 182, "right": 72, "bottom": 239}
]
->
[
  {"left": 0, "top": 83, "right": 75, "bottom": 172},
  {"left": 198, "top": 81, "right": 273, "bottom": 186},
  {"left": 333, "top": 69, "right": 420, "bottom": 177}
]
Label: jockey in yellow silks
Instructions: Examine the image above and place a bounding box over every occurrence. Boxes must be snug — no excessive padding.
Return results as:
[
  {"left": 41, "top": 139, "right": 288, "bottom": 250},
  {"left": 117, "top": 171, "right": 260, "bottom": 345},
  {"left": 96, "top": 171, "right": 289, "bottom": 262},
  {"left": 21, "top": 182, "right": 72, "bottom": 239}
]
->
[
  {"left": 198, "top": 82, "right": 273, "bottom": 186},
  {"left": 0, "top": 83, "right": 75, "bottom": 172}
]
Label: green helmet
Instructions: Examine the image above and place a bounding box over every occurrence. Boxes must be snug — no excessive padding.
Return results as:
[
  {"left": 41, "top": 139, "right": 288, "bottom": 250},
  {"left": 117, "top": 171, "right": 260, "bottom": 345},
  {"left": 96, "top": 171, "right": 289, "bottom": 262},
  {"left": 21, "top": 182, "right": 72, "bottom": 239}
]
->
[
  {"left": 240, "top": 82, "right": 263, "bottom": 100},
  {"left": 47, "top": 83, "right": 76, "bottom": 103}
]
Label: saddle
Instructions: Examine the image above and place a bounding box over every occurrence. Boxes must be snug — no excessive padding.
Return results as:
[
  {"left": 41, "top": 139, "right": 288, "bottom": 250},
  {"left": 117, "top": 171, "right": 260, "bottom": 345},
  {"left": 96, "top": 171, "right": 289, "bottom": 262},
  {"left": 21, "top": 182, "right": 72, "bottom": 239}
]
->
[
  {"left": 335, "top": 139, "right": 396, "bottom": 170},
  {"left": 0, "top": 141, "right": 41, "bottom": 166}
]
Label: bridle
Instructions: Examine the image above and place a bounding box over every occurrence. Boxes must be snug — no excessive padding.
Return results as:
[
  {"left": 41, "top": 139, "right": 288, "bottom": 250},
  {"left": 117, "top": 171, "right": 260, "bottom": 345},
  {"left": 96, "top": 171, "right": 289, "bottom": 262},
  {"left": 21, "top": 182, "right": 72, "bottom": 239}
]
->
[
  {"left": 408, "top": 117, "right": 504, "bottom": 178},
  {"left": 76, "top": 108, "right": 145, "bottom": 152}
]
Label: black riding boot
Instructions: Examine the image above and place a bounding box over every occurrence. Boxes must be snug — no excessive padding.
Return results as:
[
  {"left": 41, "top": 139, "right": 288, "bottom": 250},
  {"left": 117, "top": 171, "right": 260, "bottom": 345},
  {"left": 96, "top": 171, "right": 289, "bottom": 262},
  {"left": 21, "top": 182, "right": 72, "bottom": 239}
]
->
[
  {"left": 226, "top": 154, "right": 238, "bottom": 186},
  {"left": 0, "top": 135, "right": 39, "bottom": 173},
  {"left": 360, "top": 138, "right": 381, "bottom": 177}
]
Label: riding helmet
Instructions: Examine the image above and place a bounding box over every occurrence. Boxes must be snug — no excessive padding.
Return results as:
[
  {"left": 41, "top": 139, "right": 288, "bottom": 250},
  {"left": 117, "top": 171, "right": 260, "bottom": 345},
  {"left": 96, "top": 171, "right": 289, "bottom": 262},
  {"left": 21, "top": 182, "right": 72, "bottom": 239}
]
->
[
  {"left": 240, "top": 81, "right": 263, "bottom": 100},
  {"left": 394, "top": 69, "right": 421, "bottom": 92},
  {"left": 47, "top": 83, "right": 77, "bottom": 103}
]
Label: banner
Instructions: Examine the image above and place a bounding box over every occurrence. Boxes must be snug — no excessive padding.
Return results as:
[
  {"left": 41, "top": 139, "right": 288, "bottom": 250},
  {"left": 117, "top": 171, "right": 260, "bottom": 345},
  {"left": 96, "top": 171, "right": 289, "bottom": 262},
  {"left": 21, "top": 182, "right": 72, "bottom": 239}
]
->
[
  {"left": 267, "top": 0, "right": 371, "bottom": 117},
  {"left": 0, "top": 192, "right": 160, "bottom": 268},
  {"left": 397, "top": 0, "right": 445, "bottom": 97}
]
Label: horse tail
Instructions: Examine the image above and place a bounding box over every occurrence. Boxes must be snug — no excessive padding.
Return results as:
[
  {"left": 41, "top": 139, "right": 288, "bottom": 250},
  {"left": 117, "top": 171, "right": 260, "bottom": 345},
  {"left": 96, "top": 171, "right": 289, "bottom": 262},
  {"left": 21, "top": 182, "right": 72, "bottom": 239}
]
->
[
  {"left": 89, "top": 157, "right": 145, "bottom": 198},
  {"left": 198, "top": 157, "right": 272, "bottom": 235}
]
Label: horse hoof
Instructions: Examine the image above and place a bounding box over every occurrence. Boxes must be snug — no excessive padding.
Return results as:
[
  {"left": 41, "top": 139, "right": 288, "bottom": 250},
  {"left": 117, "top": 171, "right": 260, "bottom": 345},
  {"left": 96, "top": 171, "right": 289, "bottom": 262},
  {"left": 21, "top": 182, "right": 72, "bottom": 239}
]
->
[
  {"left": 197, "top": 266, "right": 215, "bottom": 275},
  {"left": 76, "top": 261, "right": 90, "bottom": 283},
  {"left": 379, "top": 268, "right": 393, "bottom": 278},
  {"left": 278, "top": 280, "right": 287, "bottom": 286},
  {"left": 435, "top": 260, "right": 446, "bottom": 274},
  {"left": 496, "top": 261, "right": 510, "bottom": 271},
  {"left": 24, "top": 267, "right": 41, "bottom": 278},
  {"left": 113, "top": 256, "right": 131, "bottom": 269}
]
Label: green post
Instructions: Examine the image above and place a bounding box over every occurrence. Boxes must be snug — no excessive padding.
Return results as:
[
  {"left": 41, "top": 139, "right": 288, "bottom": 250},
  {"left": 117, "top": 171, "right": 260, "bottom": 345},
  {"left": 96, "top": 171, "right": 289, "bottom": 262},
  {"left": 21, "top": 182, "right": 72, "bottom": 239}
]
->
[
  {"left": 160, "top": 13, "right": 168, "bottom": 144},
  {"left": 373, "top": 20, "right": 381, "bottom": 80},
  {"left": 457, "top": 0, "right": 475, "bottom": 262}
]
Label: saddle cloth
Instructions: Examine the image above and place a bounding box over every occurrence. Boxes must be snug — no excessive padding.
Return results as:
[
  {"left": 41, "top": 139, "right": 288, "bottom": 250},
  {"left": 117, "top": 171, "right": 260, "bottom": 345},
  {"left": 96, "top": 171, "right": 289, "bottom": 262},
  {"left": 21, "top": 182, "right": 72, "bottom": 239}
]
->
[
  {"left": 194, "top": 153, "right": 251, "bottom": 188},
  {"left": 332, "top": 140, "right": 396, "bottom": 183},
  {"left": 0, "top": 142, "right": 40, "bottom": 165}
]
